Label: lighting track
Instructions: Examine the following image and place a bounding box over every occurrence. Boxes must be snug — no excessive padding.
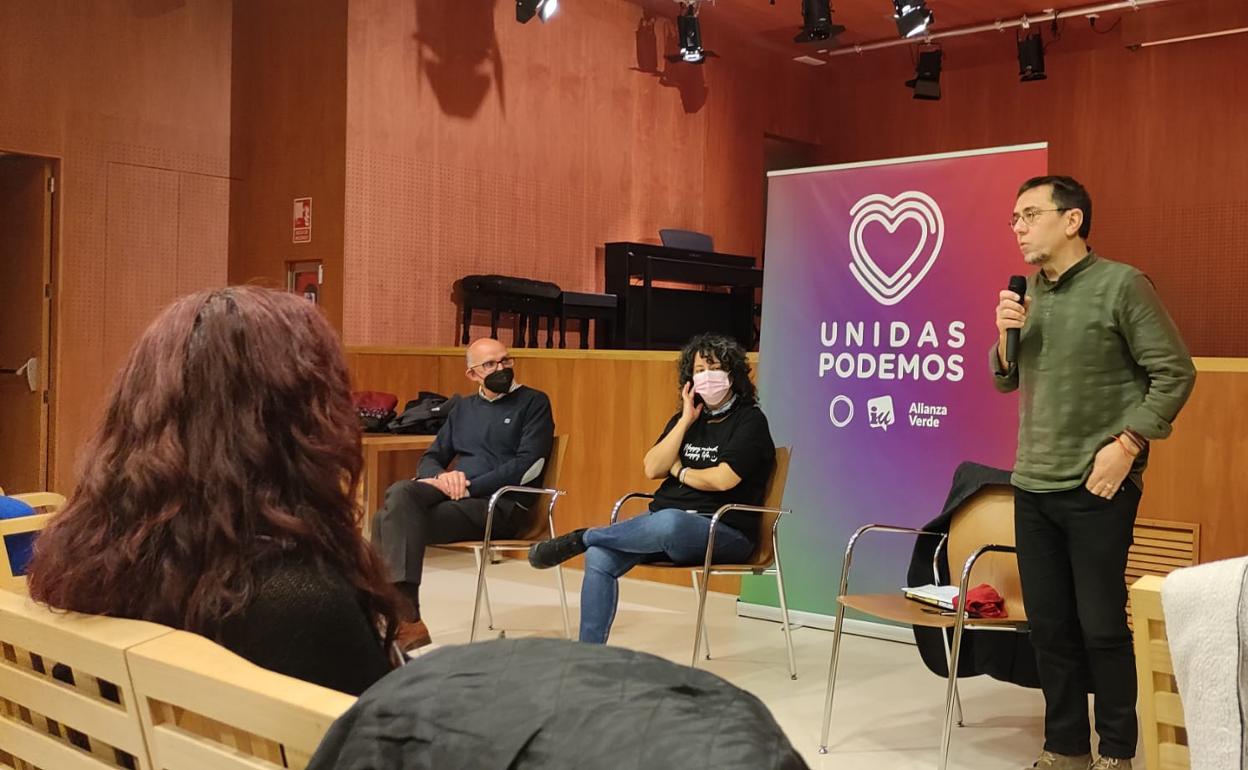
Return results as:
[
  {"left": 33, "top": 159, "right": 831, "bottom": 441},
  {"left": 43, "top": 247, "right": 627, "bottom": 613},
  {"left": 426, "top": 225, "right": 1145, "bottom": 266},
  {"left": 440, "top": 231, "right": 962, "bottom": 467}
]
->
[{"left": 826, "top": 0, "right": 1177, "bottom": 57}]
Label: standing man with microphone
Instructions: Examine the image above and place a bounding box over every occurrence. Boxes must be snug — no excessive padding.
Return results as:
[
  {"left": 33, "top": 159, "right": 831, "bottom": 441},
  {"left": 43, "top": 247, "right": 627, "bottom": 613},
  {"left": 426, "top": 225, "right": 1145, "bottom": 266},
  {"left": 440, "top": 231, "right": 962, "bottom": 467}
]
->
[{"left": 993, "top": 176, "right": 1196, "bottom": 770}]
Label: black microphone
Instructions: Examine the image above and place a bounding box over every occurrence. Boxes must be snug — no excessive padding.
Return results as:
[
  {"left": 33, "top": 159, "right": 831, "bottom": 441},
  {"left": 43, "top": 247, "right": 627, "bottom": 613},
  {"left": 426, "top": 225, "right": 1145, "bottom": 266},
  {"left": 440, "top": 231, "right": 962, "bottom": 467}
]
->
[{"left": 1005, "top": 275, "right": 1027, "bottom": 365}]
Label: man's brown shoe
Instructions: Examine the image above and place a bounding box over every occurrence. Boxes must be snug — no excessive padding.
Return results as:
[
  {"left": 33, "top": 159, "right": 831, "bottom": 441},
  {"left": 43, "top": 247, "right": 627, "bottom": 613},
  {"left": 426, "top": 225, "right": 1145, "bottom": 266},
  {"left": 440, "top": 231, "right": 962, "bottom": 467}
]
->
[
  {"left": 1023, "top": 750, "right": 1092, "bottom": 770},
  {"left": 395, "top": 619, "right": 432, "bottom": 651}
]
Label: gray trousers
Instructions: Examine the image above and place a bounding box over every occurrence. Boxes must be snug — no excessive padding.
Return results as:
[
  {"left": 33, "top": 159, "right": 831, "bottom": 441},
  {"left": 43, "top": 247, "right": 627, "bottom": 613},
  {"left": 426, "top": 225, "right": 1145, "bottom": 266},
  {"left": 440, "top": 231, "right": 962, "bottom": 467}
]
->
[{"left": 371, "top": 479, "right": 523, "bottom": 587}]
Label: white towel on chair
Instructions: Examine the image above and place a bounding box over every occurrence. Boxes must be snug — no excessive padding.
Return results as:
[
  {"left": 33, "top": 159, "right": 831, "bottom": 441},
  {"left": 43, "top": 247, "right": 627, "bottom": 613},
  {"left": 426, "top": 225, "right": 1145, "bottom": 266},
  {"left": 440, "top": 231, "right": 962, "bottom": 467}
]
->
[{"left": 1160, "top": 556, "right": 1248, "bottom": 770}]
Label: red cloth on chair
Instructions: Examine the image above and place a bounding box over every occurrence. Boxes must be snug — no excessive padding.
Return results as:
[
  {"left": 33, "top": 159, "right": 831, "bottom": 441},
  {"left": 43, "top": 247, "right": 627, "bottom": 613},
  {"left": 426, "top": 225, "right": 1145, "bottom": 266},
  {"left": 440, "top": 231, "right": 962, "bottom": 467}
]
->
[{"left": 954, "top": 583, "right": 1008, "bottom": 618}]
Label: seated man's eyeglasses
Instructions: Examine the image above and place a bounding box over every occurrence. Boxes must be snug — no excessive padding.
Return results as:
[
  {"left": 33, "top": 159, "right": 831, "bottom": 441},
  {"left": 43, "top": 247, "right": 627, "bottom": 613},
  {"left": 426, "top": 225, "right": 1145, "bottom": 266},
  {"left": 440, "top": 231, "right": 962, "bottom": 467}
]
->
[{"left": 469, "top": 356, "right": 514, "bottom": 374}]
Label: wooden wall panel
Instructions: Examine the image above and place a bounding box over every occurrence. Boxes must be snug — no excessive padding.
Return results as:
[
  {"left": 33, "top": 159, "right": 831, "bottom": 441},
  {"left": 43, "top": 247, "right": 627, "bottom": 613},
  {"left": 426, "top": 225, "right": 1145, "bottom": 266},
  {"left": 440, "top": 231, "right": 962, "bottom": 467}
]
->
[
  {"left": 229, "top": 0, "right": 349, "bottom": 330},
  {"left": 177, "top": 174, "right": 231, "bottom": 296},
  {"left": 0, "top": 0, "right": 232, "bottom": 493},
  {"left": 340, "top": 0, "right": 827, "bottom": 348},
  {"left": 810, "top": 0, "right": 1248, "bottom": 357},
  {"left": 103, "top": 164, "right": 181, "bottom": 369},
  {"left": 1138, "top": 362, "right": 1248, "bottom": 563}
]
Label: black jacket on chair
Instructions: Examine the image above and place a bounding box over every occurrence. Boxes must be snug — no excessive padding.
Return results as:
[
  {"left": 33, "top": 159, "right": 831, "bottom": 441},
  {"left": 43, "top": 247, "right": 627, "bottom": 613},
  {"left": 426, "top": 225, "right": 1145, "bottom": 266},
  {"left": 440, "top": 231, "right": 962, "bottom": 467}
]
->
[
  {"left": 906, "top": 461, "right": 1041, "bottom": 688},
  {"left": 307, "top": 638, "right": 809, "bottom": 770}
]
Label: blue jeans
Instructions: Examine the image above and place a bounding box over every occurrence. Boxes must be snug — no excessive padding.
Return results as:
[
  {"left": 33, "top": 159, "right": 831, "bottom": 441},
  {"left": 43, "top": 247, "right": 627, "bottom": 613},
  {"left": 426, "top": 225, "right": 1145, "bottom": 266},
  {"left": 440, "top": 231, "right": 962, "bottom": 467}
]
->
[{"left": 579, "top": 508, "right": 754, "bottom": 643}]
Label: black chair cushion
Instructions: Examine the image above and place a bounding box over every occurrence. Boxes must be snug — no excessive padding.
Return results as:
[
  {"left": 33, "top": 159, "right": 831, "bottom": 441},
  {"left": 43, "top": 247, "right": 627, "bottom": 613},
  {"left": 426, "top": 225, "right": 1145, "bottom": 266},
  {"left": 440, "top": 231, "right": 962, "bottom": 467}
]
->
[{"left": 462, "top": 274, "right": 562, "bottom": 300}]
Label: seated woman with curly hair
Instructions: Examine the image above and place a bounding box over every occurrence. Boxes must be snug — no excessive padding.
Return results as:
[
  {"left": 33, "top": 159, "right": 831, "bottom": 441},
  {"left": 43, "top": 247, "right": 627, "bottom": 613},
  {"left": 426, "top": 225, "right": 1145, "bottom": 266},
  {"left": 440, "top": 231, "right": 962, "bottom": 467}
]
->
[
  {"left": 527, "top": 333, "right": 775, "bottom": 644},
  {"left": 27, "top": 287, "right": 400, "bottom": 695}
]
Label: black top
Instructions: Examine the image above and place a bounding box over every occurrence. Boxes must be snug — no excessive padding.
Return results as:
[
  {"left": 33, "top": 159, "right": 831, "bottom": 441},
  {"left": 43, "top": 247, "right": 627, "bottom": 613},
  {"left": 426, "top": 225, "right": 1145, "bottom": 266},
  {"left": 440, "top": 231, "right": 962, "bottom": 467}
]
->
[
  {"left": 417, "top": 385, "right": 555, "bottom": 498},
  {"left": 650, "top": 399, "right": 776, "bottom": 543},
  {"left": 218, "top": 557, "right": 393, "bottom": 696}
]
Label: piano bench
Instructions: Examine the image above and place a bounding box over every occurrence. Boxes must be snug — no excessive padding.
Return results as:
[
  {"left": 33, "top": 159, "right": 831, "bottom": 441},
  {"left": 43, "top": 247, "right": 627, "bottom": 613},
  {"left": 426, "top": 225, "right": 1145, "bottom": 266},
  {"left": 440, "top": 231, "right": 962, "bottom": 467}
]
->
[
  {"left": 559, "top": 291, "right": 617, "bottom": 349},
  {"left": 459, "top": 275, "right": 562, "bottom": 348}
]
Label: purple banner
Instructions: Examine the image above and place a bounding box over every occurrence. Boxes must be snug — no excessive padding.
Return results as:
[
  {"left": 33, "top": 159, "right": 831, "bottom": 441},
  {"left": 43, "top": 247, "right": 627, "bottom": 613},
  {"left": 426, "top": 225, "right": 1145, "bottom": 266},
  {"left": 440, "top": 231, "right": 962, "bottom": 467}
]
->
[{"left": 745, "top": 145, "right": 1047, "bottom": 613}]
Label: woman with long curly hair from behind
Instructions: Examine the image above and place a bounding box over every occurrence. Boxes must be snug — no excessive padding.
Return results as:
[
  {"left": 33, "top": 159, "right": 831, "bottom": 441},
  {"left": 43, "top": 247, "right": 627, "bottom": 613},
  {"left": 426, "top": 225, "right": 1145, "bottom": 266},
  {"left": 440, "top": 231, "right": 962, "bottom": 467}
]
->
[{"left": 28, "top": 287, "right": 399, "bottom": 695}]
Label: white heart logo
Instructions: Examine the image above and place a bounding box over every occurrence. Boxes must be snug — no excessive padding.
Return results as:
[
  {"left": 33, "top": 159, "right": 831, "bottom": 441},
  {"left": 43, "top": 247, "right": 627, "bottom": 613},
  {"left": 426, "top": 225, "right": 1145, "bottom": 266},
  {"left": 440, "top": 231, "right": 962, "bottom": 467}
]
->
[{"left": 848, "top": 191, "right": 944, "bottom": 306}]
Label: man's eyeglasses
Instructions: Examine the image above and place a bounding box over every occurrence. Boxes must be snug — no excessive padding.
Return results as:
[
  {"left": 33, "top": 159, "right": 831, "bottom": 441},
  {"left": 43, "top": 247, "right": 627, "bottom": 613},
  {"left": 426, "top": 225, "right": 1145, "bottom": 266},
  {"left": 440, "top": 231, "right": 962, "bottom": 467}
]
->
[
  {"left": 1010, "top": 207, "right": 1070, "bottom": 230},
  {"left": 468, "top": 356, "right": 514, "bottom": 374}
]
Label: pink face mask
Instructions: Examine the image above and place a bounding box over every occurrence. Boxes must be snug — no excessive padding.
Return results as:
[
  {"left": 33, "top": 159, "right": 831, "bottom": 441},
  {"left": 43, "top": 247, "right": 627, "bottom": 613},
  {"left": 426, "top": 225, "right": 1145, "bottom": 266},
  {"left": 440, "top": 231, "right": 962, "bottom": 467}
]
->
[{"left": 692, "top": 369, "right": 732, "bottom": 406}]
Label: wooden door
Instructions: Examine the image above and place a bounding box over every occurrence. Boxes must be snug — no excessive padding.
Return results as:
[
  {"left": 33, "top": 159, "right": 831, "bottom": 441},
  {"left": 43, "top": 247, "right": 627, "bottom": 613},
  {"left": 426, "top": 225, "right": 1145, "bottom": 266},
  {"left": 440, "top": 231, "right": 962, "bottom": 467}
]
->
[{"left": 0, "top": 155, "right": 54, "bottom": 493}]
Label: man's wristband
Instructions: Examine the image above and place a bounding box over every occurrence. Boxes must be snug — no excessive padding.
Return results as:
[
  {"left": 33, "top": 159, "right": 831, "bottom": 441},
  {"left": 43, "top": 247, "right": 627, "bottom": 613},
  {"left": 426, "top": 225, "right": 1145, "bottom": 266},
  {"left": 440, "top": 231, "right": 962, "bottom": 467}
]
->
[
  {"left": 1115, "top": 434, "right": 1140, "bottom": 458},
  {"left": 1122, "top": 428, "right": 1148, "bottom": 450},
  {"left": 678, "top": 467, "right": 690, "bottom": 485}
]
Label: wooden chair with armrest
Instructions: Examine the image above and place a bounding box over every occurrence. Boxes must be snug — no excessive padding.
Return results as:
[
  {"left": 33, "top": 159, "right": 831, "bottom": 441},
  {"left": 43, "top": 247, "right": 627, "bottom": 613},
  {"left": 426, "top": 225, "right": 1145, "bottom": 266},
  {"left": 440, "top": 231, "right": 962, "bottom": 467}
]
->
[
  {"left": 609, "top": 447, "right": 797, "bottom": 678},
  {"left": 441, "top": 435, "right": 571, "bottom": 642},
  {"left": 0, "top": 492, "right": 66, "bottom": 594},
  {"left": 1129, "top": 575, "right": 1190, "bottom": 770},
  {"left": 817, "top": 484, "right": 1028, "bottom": 770}
]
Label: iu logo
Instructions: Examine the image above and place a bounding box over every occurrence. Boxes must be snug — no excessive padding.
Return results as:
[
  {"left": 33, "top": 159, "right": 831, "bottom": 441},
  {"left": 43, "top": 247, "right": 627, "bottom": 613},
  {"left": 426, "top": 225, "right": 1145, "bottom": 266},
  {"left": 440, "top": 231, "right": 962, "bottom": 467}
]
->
[
  {"left": 848, "top": 191, "right": 944, "bottom": 306},
  {"left": 866, "top": 395, "right": 895, "bottom": 432}
]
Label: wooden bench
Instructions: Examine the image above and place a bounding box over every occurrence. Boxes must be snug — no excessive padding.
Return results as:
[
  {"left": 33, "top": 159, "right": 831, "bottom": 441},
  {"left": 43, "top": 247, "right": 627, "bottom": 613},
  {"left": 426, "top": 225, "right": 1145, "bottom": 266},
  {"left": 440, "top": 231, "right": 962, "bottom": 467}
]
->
[
  {"left": 126, "top": 630, "right": 353, "bottom": 770},
  {"left": 0, "top": 591, "right": 353, "bottom": 770},
  {"left": 0, "top": 589, "right": 167, "bottom": 770},
  {"left": 1130, "top": 575, "right": 1190, "bottom": 770}
]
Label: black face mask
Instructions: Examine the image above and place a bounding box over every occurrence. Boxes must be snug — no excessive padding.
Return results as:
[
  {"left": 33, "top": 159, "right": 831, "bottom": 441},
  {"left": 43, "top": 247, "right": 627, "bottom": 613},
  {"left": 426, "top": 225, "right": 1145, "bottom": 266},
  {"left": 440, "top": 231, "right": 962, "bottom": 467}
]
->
[{"left": 483, "top": 367, "right": 514, "bottom": 394}]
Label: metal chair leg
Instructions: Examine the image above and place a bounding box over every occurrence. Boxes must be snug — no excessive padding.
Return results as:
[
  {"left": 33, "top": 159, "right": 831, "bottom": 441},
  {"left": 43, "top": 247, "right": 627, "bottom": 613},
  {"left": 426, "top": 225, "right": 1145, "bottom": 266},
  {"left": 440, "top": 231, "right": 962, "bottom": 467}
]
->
[
  {"left": 691, "top": 570, "right": 712, "bottom": 661},
  {"left": 940, "top": 549, "right": 990, "bottom": 770},
  {"left": 772, "top": 526, "right": 797, "bottom": 680},
  {"left": 690, "top": 521, "right": 718, "bottom": 667},
  {"left": 818, "top": 601, "right": 849, "bottom": 753},
  {"left": 545, "top": 499, "right": 572, "bottom": 640},
  {"left": 954, "top": 678, "right": 963, "bottom": 727},
  {"left": 941, "top": 627, "right": 964, "bottom": 726},
  {"left": 482, "top": 572, "right": 495, "bottom": 630},
  {"left": 939, "top": 612, "right": 969, "bottom": 770},
  {"left": 470, "top": 547, "right": 495, "bottom": 642},
  {"left": 820, "top": 536, "right": 857, "bottom": 754},
  {"left": 555, "top": 564, "right": 572, "bottom": 639}
]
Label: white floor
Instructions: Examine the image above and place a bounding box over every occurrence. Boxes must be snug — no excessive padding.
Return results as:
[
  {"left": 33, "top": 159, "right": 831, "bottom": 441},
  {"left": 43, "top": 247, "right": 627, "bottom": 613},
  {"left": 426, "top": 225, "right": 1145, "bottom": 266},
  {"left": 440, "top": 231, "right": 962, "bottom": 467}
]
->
[{"left": 414, "top": 549, "right": 1062, "bottom": 770}]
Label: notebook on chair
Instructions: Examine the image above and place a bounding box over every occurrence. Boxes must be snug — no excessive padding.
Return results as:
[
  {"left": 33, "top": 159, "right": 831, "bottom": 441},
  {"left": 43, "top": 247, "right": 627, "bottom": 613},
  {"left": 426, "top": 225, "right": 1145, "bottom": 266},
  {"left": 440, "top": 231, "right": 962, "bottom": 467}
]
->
[{"left": 903, "top": 584, "right": 958, "bottom": 611}]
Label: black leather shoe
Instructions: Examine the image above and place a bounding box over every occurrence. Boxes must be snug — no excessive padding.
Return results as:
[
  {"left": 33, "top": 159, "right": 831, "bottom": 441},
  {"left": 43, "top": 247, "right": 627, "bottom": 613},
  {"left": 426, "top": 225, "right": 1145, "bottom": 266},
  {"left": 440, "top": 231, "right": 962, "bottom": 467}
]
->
[{"left": 528, "top": 529, "right": 587, "bottom": 569}]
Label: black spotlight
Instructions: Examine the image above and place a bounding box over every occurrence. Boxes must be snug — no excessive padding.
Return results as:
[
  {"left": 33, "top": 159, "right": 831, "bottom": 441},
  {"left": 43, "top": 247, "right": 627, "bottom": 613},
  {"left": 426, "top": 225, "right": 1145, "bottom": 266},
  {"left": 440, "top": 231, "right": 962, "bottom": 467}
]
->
[
  {"left": 794, "top": 0, "right": 846, "bottom": 44},
  {"left": 678, "top": 4, "right": 704, "bottom": 63},
  {"left": 904, "top": 48, "right": 943, "bottom": 100},
  {"left": 893, "top": 0, "right": 934, "bottom": 39},
  {"left": 1017, "top": 31, "right": 1047, "bottom": 81},
  {"left": 516, "top": 0, "right": 558, "bottom": 24}
]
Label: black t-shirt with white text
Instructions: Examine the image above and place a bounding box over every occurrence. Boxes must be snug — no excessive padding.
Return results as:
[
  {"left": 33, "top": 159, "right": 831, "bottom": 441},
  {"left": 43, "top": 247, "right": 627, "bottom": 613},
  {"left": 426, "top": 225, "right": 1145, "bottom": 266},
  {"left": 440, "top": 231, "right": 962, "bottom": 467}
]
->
[{"left": 650, "top": 399, "right": 776, "bottom": 544}]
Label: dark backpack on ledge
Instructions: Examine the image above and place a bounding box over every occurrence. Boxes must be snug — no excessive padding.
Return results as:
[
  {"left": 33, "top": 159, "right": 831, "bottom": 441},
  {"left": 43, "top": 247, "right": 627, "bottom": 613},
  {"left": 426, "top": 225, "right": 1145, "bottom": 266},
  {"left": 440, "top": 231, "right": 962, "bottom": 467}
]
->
[{"left": 388, "top": 392, "right": 461, "bottom": 435}]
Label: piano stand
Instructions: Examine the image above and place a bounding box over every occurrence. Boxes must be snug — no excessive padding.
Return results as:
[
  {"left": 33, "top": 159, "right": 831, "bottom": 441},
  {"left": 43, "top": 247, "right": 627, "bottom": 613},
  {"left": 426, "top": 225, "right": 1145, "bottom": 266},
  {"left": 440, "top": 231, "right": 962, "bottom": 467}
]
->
[{"left": 604, "top": 242, "right": 762, "bottom": 350}]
